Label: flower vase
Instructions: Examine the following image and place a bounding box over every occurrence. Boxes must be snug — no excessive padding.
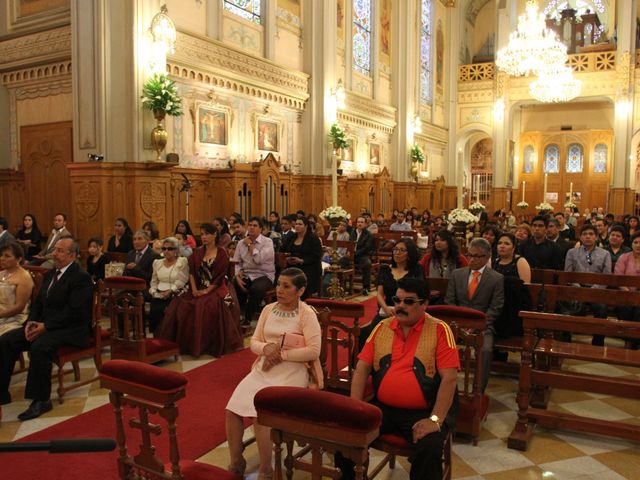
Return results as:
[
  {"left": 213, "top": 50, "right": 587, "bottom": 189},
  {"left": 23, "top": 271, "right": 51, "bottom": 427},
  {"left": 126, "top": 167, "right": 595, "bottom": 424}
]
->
[
  {"left": 453, "top": 221, "right": 468, "bottom": 251},
  {"left": 151, "top": 108, "right": 168, "bottom": 162},
  {"left": 326, "top": 217, "right": 345, "bottom": 299},
  {"left": 333, "top": 148, "right": 343, "bottom": 175},
  {"left": 410, "top": 162, "right": 419, "bottom": 181}
]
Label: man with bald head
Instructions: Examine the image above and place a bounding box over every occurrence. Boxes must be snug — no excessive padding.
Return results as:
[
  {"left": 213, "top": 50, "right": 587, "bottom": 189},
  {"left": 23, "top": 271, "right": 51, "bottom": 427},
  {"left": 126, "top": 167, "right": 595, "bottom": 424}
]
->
[{"left": 0, "top": 237, "right": 93, "bottom": 420}]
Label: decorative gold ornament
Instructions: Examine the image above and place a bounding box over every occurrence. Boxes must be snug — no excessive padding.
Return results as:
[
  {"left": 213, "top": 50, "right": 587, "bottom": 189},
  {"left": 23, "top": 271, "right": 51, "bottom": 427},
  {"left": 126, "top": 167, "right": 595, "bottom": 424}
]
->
[{"left": 151, "top": 109, "right": 169, "bottom": 162}]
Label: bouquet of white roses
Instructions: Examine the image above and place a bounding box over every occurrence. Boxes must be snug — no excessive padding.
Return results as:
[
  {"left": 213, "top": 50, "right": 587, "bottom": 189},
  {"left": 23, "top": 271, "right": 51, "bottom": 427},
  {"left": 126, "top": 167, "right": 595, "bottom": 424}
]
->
[
  {"left": 141, "top": 73, "right": 183, "bottom": 116},
  {"left": 516, "top": 201, "right": 529, "bottom": 209},
  {"left": 564, "top": 201, "right": 577, "bottom": 209},
  {"left": 448, "top": 208, "right": 477, "bottom": 224},
  {"left": 319, "top": 206, "right": 351, "bottom": 220},
  {"left": 469, "top": 201, "right": 485, "bottom": 211},
  {"left": 535, "top": 202, "right": 553, "bottom": 212}
]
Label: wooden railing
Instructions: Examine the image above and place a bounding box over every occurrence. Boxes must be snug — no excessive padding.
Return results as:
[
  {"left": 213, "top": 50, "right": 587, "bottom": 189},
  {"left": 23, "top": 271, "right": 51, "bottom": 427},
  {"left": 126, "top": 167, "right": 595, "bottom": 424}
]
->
[{"left": 458, "top": 50, "right": 617, "bottom": 82}]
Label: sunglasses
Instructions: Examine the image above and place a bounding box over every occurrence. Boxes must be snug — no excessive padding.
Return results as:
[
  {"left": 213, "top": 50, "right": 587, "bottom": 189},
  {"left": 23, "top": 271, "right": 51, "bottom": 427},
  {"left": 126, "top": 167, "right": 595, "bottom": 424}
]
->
[
  {"left": 392, "top": 296, "right": 424, "bottom": 306},
  {"left": 161, "top": 247, "right": 177, "bottom": 251}
]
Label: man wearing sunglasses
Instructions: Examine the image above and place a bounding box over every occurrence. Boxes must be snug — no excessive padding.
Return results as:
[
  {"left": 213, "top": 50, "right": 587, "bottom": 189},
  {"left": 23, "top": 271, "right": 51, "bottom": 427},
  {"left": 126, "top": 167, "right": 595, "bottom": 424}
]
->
[
  {"left": 338, "top": 277, "right": 459, "bottom": 480},
  {"left": 445, "top": 237, "right": 504, "bottom": 392},
  {"left": 564, "top": 223, "right": 612, "bottom": 346}
]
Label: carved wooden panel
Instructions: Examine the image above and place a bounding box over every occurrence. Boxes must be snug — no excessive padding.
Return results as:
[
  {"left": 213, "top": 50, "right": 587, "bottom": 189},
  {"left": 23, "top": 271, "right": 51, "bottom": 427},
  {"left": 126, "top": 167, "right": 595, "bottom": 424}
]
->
[{"left": 20, "top": 121, "right": 72, "bottom": 233}]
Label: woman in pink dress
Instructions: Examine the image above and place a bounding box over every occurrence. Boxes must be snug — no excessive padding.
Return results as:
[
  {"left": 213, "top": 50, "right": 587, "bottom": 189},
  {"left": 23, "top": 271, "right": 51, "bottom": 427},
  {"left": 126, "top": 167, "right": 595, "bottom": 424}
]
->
[
  {"left": 225, "top": 268, "right": 322, "bottom": 480},
  {"left": 158, "top": 223, "right": 243, "bottom": 357}
]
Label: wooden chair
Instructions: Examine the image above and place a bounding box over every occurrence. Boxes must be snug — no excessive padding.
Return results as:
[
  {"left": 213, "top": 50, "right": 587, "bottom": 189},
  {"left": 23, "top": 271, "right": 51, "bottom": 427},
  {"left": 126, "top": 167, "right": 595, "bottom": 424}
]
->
[
  {"left": 254, "top": 386, "right": 381, "bottom": 480},
  {"left": 426, "top": 305, "right": 489, "bottom": 445},
  {"left": 52, "top": 281, "right": 111, "bottom": 403},
  {"left": 305, "top": 299, "right": 366, "bottom": 394},
  {"left": 508, "top": 311, "right": 640, "bottom": 451},
  {"left": 99, "top": 359, "right": 240, "bottom": 480},
  {"left": 14, "top": 267, "right": 46, "bottom": 374},
  {"left": 102, "top": 276, "right": 179, "bottom": 364}
]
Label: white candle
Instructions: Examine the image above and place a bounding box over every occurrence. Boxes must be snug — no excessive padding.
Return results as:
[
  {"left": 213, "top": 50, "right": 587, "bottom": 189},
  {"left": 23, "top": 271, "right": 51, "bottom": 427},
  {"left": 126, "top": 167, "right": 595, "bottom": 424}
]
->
[
  {"left": 543, "top": 173, "right": 548, "bottom": 201},
  {"left": 476, "top": 175, "right": 480, "bottom": 203},
  {"left": 522, "top": 180, "right": 526, "bottom": 202},
  {"left": 569, "top": 181, "right": 573, "bottom": 200}
]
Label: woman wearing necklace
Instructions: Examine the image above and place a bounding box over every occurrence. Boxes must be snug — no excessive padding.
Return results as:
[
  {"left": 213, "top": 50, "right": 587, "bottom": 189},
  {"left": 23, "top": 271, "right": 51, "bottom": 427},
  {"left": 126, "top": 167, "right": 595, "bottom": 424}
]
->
[
  {"left": 0, "top": 243, "right": 34, "bottom": 339},
  {"left": 158, "top": 223, "right": 243, "bottom": 357},
  {"left": 147, "top": 237, "right": 189, "bottom": 334},
  {"left": 225, "top": 268, "right": 322, "bottom": 480},
  {"left": 15, "top": 213, "right": 42, "bottom": 261}
]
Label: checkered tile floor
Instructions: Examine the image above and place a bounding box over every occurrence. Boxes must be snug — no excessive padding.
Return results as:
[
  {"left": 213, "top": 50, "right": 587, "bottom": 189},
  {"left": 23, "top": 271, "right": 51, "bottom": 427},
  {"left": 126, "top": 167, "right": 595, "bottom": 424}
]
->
[{"left": 2, "top": 318, "right": 639, "bottom": 479}]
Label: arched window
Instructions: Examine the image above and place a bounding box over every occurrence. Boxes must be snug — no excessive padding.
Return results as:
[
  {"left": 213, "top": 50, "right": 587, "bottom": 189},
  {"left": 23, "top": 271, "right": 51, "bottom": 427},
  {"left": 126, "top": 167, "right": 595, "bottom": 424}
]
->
[
  {"left": 420, "top": 0, "right": 433, "bottom": 104},
  {"left": 544, "top": 144, "right": 560, "bottom": 173},
  {"left": 566, "top": 143, "right": 583, "bottom": 173},
  {"left": 353, "top": 0, "right": 372, "bottom": 76},
  {"left": 594, "top": 143, "right": 607, "bottom": 173},
  {"left": 223, "top": 0, "right": 261, "bottom": 24},
  {"left": 523, "top": 145, "right": 534, "bottom": 174}
]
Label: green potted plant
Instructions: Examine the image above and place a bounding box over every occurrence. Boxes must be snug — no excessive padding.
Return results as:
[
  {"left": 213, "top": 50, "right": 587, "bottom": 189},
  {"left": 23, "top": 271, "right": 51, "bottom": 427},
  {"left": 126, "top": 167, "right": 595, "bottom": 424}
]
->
[
  {"left": 328, "top": 123, "right": 349, "bottom": 173},
  {"left": 142, "top": 73, "right": 183, "bottom": 161}
]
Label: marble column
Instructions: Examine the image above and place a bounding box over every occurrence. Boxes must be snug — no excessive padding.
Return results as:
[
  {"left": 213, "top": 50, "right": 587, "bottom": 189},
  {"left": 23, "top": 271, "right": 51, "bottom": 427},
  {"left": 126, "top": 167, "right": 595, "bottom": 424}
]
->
[{"left": 445, "top": 4, "right": 461, "bottom": 206}]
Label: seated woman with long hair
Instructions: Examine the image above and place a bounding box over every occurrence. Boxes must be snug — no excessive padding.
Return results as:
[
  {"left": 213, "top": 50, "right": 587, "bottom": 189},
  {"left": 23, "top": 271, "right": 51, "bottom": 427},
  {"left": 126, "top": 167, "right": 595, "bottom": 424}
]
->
[
  {"left": 419, "top": 229, "right": 468, "bottom": 278},
  {"left": 0, "top": 243, "right": 34, "bottom": 339},
  {"left": 107, "top": 217, "right": 134, "bottom": 253},
  {"left": 280, "top": 217, "right": 322, "bottom": 299},
  {"left": 174, "top": 219, "right": 197, "bottom": 249},
  {"left": 157, "top": 223, "right": 243, "bottom": 357},
  {"left": 142, "top": 221, "right": 163, "bottom": 253},
  {"left": 148, "top": 237, "right": 189, "bottom": 334},
  {"left": 225, "top": 267, "right": 322, "bottom": 479},
  {"left": 16, "top": 213, "right": 42, "bottom": 261},
  {"left": 213, "top": 217, "right": 232, "bottom": 249}
]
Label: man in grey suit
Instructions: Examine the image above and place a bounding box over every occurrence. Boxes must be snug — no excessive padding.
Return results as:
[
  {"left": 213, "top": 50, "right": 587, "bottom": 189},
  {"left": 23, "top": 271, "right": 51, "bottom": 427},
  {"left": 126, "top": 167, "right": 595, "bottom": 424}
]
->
[
  {"left": 0, "top": 217, "right": 15, "bottom": 250},
  {"left": 445, "top": 238, "right": 504, "bottom": 392},
  {"left": 32, "top": 213, "right": 72, "bottom": 268}
]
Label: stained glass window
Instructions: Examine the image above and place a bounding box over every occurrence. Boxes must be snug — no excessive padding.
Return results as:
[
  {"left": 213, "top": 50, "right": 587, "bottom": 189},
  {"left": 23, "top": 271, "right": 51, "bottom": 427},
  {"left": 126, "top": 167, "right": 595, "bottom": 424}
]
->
[
  {"left": 566, "top": 143, "right": 583, "bottom": 173},
  {"left": 420, "top": 0, "right": 432, "bottom": 104},
  {"left": 224, "top": 0, "right": 261, "bottom": 24},
  {"left": 353, "top": 0, "right": 372, "bottom": 76},
  {"left": 523, "top": 145, "right": 534, "bottom": 174},
  {"left": 544, "top": 144, "right": 560, "bottom": 173},
  {"left": 594, "top": 143, "right": 607, "bottom": 173}
]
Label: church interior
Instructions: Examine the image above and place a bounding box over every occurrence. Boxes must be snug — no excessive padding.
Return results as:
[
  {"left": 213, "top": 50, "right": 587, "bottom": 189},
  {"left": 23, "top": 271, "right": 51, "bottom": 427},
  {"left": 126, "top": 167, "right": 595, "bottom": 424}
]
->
[{"left": 1, "top": 0, "right": 640, "bottom": 479}]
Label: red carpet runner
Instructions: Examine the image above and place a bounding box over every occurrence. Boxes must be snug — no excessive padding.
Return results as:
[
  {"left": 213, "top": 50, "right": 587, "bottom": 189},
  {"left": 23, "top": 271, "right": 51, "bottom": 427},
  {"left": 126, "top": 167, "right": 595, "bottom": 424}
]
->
[{"left": 2, "top": 348, "right": 256, "bottom": 480}]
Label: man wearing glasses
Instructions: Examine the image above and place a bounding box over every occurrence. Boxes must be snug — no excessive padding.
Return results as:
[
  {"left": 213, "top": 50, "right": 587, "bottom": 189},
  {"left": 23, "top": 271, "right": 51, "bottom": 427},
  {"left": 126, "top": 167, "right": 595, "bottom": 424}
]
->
[
  {"left": 564, "top": 224, "right": 612, "bottom": 346},
  {"left": 445, "top": 238, "right": 504, "bottom": 392},
  {"left": 338, "top": 277, "right": 459, "bottom": 480}
]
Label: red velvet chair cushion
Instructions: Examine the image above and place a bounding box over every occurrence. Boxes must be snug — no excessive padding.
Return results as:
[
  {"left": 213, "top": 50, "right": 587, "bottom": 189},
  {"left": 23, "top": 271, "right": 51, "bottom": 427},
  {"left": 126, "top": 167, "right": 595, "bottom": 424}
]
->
[
  {"left": 168, "top": 460, "right": 241, "bottom": 480},
  {"left": 375, "top": 433, "right": 412, "bottom": 450},
  {"left": 104, "top": 276, "right": 146, "bottom": 288},
  {"left": 101, "top": 359, "right": 187, "bottom": 392},
  {"left": 254, "top": 386, "right": 381, "bottom": 432},
  {"left": 426, "top": 305, "right": 487, "bottom": 320},
  {"left": 144, "top": 338, "right": 179, "bottom": 356}
]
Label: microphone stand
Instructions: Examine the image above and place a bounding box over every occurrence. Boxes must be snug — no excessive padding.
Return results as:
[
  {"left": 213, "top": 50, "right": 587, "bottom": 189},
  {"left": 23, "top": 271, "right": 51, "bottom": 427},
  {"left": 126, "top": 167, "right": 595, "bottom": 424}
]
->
[{"left": 180, "top": 174, "right": 192, "bottom": 222}]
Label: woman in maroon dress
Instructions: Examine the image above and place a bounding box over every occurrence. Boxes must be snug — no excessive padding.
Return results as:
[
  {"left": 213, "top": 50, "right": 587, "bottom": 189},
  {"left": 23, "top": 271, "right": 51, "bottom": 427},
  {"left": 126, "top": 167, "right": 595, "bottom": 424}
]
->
[{"left": 158, "top": 223, "right": 243, "bottom": 357}]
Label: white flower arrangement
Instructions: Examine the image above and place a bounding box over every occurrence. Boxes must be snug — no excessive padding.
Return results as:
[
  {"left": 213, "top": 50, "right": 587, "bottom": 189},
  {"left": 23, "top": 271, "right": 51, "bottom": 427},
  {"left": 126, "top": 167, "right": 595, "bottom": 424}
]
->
[
  {"left": 564, "top": 201, "right": 577, "bottom": 209},
  {"left": 516, "top": 201, "right": 529, "bottom": 209},
  {"left": 535, "top": 202, "right": 554, "bottom": 212},
  {"left": 469, "top": 202, "right": 486, "bottom": 211},
  {"left": 319, "top": 206, "right": 351, "bottom": 220},
  {"left": 448, "top": 208, "right": 477, "bottom": 224}
]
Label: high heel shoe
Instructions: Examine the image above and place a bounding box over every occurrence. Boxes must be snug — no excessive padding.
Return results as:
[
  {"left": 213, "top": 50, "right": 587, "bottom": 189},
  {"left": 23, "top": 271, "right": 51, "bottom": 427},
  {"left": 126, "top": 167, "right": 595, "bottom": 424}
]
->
[{"left": 228, "top": 457, "right": 246, "bottom": 476}]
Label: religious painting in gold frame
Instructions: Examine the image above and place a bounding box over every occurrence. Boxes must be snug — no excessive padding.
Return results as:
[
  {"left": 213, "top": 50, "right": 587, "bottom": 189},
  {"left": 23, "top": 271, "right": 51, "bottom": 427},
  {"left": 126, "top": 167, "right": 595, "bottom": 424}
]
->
[
  {"left": 369, "top": 143, "right": 380, "bottom": 165},
  {"left": 256, "top": 118, "right": 280, "bottom": 153},
  {"left": 197, "top": 105, "right": 228, "bottom": 146}
]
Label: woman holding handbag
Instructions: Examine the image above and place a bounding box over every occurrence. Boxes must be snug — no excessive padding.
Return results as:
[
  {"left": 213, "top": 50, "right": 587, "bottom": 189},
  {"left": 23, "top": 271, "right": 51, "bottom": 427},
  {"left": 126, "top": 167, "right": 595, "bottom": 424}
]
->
[{"left": 225, "top": 267, "right": 322, "bottom": 480}]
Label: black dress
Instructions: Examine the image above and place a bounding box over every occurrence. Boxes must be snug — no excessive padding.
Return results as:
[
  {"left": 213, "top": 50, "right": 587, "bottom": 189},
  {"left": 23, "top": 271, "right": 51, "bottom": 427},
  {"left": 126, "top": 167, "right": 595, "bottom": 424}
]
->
[
  {"left": 16, "top": 229, "right": 42, "bottom": 260},
  {"left": 86, "top": 254, "right": 110, "bottom": 281},
  {"left": 492, "top": 256, "right": 532, "bottom": 338},
  {"left": 107, "top": 234, "right": 133, "bottom": 253},
  {"left": 281, "top": 234, "right": 322, "bottom": 298}
]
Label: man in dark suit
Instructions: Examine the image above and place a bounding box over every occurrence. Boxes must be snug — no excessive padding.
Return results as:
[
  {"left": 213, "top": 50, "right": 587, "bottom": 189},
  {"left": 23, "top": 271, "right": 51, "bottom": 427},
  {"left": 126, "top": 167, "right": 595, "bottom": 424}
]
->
[
  {"left": 445, "top": 238, "right": 504, "bottom": 392},
  {"left": 0, "top": 216, "right": 16, "bottom": 250},
  {"left": 349, "top": 216, "right": 375, "bottom": 295},
  {"left": 0, "top": 237, "right": 93, "bottom": 420},
  {"left": 124, "top": 229, "right": 161, "bottom": 286}
]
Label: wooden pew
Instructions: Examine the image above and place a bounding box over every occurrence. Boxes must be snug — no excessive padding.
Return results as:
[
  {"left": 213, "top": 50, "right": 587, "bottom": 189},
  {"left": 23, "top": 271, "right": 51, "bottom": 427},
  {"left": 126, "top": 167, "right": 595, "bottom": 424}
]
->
[
  {"left": 543, "top": 284, "right": 640, "bottom": 314},
  {"left": 555, "top": 271, "right": 640, "bottom": 289},
  {"left": 508, "top": 311, "right": 640, "bottom": 451}
]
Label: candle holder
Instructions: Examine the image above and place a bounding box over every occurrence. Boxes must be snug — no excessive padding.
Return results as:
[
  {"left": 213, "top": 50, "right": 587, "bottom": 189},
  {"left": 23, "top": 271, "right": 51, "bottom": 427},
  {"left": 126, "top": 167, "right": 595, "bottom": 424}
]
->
[{"left": 326, "top": 217, "right": 345, "bottom": 300}]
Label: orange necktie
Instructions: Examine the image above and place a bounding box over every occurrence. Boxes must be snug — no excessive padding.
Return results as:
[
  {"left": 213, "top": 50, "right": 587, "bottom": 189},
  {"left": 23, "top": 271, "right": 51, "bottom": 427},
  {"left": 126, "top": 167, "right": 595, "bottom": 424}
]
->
[{"left": 468, "top": 271, "right": 481, "bottom": 300}]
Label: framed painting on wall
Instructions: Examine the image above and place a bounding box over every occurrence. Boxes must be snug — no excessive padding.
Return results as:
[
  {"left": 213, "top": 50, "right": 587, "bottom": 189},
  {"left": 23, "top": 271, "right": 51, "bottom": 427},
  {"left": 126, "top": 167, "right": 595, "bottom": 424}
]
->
[
  {"left": 369, "top": 143, "right": 380, "bottom": 165},
  {"left": 257, "top": 118, "right": 280, "bottom": 152},
  {"left": 343, "top": 138, "right": 356, "bottom": 163},
  {"left": 197, "top": 106, "right": 228, "bottom": 146}
]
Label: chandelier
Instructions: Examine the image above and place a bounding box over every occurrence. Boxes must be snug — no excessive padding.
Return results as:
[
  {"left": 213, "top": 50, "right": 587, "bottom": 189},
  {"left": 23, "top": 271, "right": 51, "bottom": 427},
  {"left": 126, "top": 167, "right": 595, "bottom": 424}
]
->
[
  {"left": 149, "top": 4, "right": 176, "bottom": 55},
  {"left": 496, "top": 0, "right": 567, "bottom": 77},
  {"left": 529, "top": 65, "right": 582, "bottom": 103}
]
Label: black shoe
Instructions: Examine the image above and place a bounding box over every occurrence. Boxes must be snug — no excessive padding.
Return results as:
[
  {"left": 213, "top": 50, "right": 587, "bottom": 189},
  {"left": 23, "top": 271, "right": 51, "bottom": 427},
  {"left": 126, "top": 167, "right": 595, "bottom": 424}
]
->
[
  {"left": 18, "top": 400, "right": 52, "bottom": 421},
  {"left": 361, "top": 288, "right": 369, "bottom": 296},
  {"left": 0, "top": 391, "right": 10, "bottom": 405}
]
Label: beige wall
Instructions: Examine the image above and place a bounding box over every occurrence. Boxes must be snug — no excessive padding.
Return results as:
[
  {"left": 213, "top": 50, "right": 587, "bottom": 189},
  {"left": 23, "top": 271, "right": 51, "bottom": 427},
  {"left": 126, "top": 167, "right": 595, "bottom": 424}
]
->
[
  {"left": 17, "top": 93, "right": 73, "bottom": 126},
  {"left": 520, "top": 102, "right": 615, "bottom": 132}
]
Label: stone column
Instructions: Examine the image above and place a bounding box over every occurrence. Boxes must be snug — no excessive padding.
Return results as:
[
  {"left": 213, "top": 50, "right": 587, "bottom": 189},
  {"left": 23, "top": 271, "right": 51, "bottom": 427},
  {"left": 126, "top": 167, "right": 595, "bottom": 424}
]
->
[
  {"left": 390, "top": 0, "right": 418, "bottom": 181},
  {"left": 445, "top": 4, "right": 461, "bottom": 205},
  {"left": 301, "top": 0, "right": 337, "bottom": 176},
  {"left": 264, "top": 0, "right": 277, "bottom": 60},
  {"left": 206, "top": 0, "right": 223, "bottom": 41}
]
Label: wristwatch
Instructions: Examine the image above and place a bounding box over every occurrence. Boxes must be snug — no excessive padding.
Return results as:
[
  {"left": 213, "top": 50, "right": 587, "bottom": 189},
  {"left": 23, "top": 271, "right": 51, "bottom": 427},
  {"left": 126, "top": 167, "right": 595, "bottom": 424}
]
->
[{"left": 429, "top": 414, "right": 441, "bottom": 431}]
